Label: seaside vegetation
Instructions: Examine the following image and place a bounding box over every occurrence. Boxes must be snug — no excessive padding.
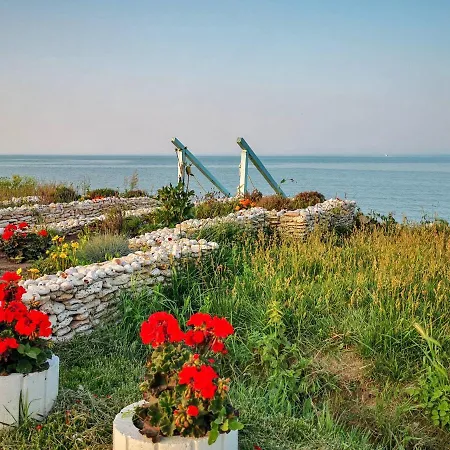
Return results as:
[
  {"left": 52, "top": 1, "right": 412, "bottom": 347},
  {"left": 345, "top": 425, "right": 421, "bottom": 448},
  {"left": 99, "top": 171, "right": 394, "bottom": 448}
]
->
[{"left": 0, "top": 218, "right": 450, "bottom": 449}]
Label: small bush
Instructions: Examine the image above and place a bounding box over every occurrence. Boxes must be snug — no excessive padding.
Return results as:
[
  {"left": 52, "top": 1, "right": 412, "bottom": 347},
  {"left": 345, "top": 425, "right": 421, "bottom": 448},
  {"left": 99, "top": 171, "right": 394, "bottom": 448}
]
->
[
  {"left": 77, "top": 233, "right": 130, "bottom": 264},
  {"left": 194, "top": 197, "right": 239, "bottom": 219},
  {"left": 101, "top": 206, "right": 125, "bottom": 234},
  {"left": 53, "top": 185, "right": 79, "bottom": 203},
  {"left": 245, "top": 189, "right": 263, "bottom": 203},
  {"left": 1, "top": 223, "right": 51, "bottom": 262},
  {"left": 154, "top": 182, "right": 194, "bottom": 227},
  {"left": 122, "top": 189, "right": 148, "bottom": 198},
  {"left": 255, "top": 195, "right": 293, "bottom": 211},
  {"left": 292, "top": 191, "right": 325, "bottom": 209},
  {"left": 87, "top": 188, "right": 119, "bottom": 199},
  {"left": 122, "top": 215, "right": 146, "bottom": 236}
]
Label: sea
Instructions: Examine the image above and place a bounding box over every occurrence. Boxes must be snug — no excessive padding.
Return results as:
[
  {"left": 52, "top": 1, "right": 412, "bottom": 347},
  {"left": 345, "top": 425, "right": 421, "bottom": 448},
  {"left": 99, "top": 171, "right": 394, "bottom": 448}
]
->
[{"left": 0, "top": 154, "right": 449, "bottom": 222}]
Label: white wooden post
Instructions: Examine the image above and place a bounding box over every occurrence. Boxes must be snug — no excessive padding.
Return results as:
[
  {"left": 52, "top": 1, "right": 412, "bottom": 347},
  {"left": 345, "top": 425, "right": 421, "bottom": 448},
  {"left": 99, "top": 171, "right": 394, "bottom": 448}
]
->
[
  {"left": 238, "top": 148, "right": 248, "bottom": 196},
  {"left": 176, "top": 147, "right": 186, "bottom": 185}
]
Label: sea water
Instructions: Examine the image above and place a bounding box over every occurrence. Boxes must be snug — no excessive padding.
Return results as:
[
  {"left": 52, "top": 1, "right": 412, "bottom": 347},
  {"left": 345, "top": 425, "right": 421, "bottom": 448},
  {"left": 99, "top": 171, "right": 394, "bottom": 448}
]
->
[{"left": 0, "top": 154, "right": 449, "bottom": 222}]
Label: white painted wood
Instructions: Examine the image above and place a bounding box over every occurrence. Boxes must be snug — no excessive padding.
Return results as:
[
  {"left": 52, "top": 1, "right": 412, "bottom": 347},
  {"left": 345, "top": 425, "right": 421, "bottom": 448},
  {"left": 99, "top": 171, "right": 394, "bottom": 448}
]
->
[
  {"left": 113, "top": 401, "right": 238, "bottom": 450},
  {"left": 238, "top": 149, "right": 248, "bottom": 196},
  {"left": 0, "top": 355, "right": 59, "bottom": 429}
]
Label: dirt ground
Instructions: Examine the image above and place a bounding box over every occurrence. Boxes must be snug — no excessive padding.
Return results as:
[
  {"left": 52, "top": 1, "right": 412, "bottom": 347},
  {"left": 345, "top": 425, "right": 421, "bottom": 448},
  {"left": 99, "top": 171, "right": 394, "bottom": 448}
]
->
[{"left": 0, "top": 252, "right": 31, "bottom": 277}]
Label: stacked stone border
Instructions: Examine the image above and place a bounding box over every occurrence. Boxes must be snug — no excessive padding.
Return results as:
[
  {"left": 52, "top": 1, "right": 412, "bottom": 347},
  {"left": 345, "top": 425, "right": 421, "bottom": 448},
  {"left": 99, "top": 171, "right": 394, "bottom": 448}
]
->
[
  {"left": 19, "top": 198, "right": 356, "bottom": 341},
  {"left": 0, "top": 196, "right": 158, "bottom": 231}
]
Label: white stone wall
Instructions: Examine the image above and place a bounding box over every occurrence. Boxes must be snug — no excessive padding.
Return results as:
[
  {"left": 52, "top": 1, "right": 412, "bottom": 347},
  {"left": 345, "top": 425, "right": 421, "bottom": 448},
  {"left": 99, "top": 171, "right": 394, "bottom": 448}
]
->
[
  {"left": 0, "top": 197, "right": 157, "bottom": 229},
  {"left": 20, "top": 237, "right": 219, "bottom": 342},
  {"left": 130, "top": 198, "right": 357, "bottom": 249}
]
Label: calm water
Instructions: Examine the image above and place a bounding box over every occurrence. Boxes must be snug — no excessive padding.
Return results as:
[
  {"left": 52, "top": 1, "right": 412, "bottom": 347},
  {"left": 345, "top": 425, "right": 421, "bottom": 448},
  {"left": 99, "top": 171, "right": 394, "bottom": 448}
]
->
[{"left": 1, "top": 154, "right": 449, "bottom": 222}]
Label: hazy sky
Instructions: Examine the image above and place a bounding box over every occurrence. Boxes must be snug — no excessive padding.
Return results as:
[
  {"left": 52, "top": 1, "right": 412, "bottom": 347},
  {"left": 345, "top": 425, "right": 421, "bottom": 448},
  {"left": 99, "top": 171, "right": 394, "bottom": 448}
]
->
[{"left": 0, "top": 0, "right": 449, "bottom": 155}]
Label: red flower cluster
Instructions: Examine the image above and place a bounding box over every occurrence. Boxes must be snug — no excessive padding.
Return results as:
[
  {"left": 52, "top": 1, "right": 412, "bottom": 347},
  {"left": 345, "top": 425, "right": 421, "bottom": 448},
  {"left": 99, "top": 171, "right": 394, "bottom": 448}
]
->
[
  {"left": 140, "top": 312, "right": 184, "bottom": 348},
  {"left": 178, "top": 364, "right": 219, "bottom": 399},
  {"left": 0, "top": 337, "right": 19, "bottom": 354},
  {"left": 0, "top": 271, "right": 25, "bottom": 303},
  {"left": 184, "top": 312, "right": 234, "bottom": 354},
  {"left": 0, "top": 272, "right": 52, "bottom": 348},
  {"left": 2, "top": 222, "right": 28, "bottom": 240},
  {"left": 139, "top": 312, "right": 234, "bottom": 355},
  {"left": 1, "top": 222, "right": 48, "bottom": 241}
]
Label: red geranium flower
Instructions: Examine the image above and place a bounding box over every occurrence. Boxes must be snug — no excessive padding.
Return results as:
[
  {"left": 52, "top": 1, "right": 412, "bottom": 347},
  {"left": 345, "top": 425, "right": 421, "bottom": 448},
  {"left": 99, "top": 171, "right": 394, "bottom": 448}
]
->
[
  {"left": 210, "top": 317, "right": 234, "bottom": 338},
  {"left": 140, "top": 312, "right": 184, "bottom": 347},
  {"left": 211, "top": 340, "right": 227, "bottom": 354},
  {"left": 15, "top": 313, "right": 38, "bottom": 336},
  {"left": 1, "top": 272, "right": 22, "bottom": 282},
  {"left": 0, "top": 337, "right": 19, "bottom": 354},
  {"left": 187, "top": 312, "right": 212, "bottom": 328},
  {"left": 186, "top": 405, "right": 199, "bottom": 417},
  {"left": 2, "top": 230, "right": 14, "bottom": 241},
  {"left": 5, "top": 301, "right": 27, "bottom": 322},
  {"left": 38, "top": 229, "right": 48, "bottom": 237},
  {"left": 18, "top": 222, "right": 29, "bottom": 229},
  {"left": 4, "top": 224, "right": 17, "bottom": 232},
  {"left": 179, "top": 364, "right": 218, "bottom": 400}
]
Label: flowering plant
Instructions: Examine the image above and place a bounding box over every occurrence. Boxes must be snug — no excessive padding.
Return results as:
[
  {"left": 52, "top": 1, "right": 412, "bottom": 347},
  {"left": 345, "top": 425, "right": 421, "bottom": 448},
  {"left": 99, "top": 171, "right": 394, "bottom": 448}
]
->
[
  {"left": 46, "top": 235, "right": 79, "bottom": 271},
  {"left": 0, "top": 271, "right": 52, "bottom": 374},
  {"left": 135, "top": 312, "right": 243, "bottom": 444},
  {"left": 1, "top": 222, "right": 50, "bottom": 262},
  {"left": 234, "top": 198, "right": 255, "bottom": 211}
]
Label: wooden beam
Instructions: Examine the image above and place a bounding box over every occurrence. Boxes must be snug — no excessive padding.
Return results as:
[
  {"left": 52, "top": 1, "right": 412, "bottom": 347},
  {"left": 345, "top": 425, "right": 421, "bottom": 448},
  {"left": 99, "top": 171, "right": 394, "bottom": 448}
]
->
[
  {"left": 171, "top": 137, "right": 231, "bottom": 197},
  {"left": 236, "top": 137, "right": 286, "bottom": 197}
]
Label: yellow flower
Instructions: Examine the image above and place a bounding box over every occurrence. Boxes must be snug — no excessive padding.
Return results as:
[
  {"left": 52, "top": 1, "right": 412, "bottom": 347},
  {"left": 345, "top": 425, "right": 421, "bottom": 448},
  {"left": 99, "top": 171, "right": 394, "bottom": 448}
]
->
[
  {"left": 52, "top": 235, "right": 59, "bottom": 242},
  {"left": 71, "top": 242, "right": 79, "bottom": 249},
  {"left": 16, "top": 268, "right": 22, "bottom": 276},
  {"left": 59, "top": 252, "right": 67, "bottom": 259},
  {"left": 28, "top": 268, "right": 40, "bottom": 274},
  {"left": 51, "top": 253, "right": 58, "bottom": 259}
]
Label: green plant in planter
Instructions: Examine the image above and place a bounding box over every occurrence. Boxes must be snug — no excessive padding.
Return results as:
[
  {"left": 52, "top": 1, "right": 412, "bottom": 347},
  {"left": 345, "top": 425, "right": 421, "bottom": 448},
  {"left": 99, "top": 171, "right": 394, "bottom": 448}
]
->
[
  {"left": 154, "top": 182, "right": 194, "bottom": 227},
  {"left": 135, "top": 311, "right": 243, "bottom": 444},
  {"left": 0, "top": 272, "right": 52, "bottom": 374},
  {"left": 1, "top": 223, "right": 51, "bottom": 262}
]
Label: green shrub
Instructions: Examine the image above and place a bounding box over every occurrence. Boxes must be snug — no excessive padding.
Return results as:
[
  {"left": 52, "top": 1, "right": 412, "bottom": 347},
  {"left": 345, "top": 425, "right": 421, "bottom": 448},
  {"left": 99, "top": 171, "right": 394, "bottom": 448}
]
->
[
  {"left": 1, "top": 224, "right": 51, "bottom": 262},
  {"left": 194, "top": 196, "right": 239, "bottom": 219},
  {"left": 101, "top": 206, "right": 125, "bottom": 234},
  {"left": 154, "top": 182, "right": 194, "bottom": 227},
  {"left": 255, "top": 195, "right": 293, "bottom": 211},
  {"left": 122, "top": 189, "right": 148, "bottom": 198},
  {"left": 122, "top": 215, "right": 146, "bottom": 236},
  {"left": 291, "top": 191, "right": 325, "bottom": 209},
  {"left": 53, "top": 185, "right": 79, "bottom": 203},
  {"left": 77, "top": 233, "right": 130, "bottom": 264},
  {"left": 87, "top": 188, "right": 119, "bottom": 199}
]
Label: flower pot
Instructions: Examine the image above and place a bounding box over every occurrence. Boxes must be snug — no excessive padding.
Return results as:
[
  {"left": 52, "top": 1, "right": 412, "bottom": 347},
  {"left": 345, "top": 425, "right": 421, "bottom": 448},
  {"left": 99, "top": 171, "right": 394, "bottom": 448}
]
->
[
  {"left": 0, "top": 355, "right": 59, "bottom": 429},
  {"left": 113, "top": 401, "right": 239, "bottom": 450}
]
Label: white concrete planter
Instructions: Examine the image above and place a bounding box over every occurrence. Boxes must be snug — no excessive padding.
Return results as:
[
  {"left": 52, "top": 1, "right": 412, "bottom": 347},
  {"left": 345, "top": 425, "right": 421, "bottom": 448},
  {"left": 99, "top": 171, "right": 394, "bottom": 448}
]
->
[
  {"left": 0, "top": 355, "right": 59, "bottom": 429},
  {"left": 113, "top": 401, "right": 239, "bottom": 450}
]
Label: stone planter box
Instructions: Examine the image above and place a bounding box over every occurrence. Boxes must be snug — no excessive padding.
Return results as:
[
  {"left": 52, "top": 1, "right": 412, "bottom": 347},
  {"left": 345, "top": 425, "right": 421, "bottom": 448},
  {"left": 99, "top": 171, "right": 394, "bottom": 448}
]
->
[
  {"left": 0, "top": 355, "right": 59, "bottom": 429},
  {"left": 113, "top": 402, "right": 239, "bottom": 450}
]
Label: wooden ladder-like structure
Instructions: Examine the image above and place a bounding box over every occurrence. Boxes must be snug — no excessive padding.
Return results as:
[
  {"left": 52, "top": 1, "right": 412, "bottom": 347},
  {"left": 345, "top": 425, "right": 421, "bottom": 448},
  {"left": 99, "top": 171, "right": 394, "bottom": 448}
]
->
[{"left": 171, "top": 137, "right": 286, "bottom": 198}]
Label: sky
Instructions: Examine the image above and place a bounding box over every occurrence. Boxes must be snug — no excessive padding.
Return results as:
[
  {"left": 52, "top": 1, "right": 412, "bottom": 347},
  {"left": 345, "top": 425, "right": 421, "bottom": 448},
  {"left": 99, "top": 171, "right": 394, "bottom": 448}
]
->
[{"left": 0, "top": 0, "right": 449, "bottom": 156}]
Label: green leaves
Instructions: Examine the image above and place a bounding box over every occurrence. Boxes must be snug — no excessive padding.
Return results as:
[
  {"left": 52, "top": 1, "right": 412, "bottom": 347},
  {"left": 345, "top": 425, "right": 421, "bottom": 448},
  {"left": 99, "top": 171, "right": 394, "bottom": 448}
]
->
[{"left": 208, "top": 423, "right": 219, "bottom": 445}]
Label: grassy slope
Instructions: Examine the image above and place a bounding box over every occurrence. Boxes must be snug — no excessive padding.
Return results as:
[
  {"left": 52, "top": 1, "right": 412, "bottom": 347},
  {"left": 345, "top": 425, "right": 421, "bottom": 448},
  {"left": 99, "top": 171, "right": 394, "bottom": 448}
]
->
[{"left": 2, "top": 224, "right": 450, "bottom": 449}]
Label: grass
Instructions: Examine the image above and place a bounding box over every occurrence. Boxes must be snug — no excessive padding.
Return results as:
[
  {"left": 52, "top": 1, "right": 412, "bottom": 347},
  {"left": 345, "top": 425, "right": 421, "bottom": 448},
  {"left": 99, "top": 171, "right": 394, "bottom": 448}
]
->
[{"left": 2, "top": 223, "right": 450, "bottom": 449}]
